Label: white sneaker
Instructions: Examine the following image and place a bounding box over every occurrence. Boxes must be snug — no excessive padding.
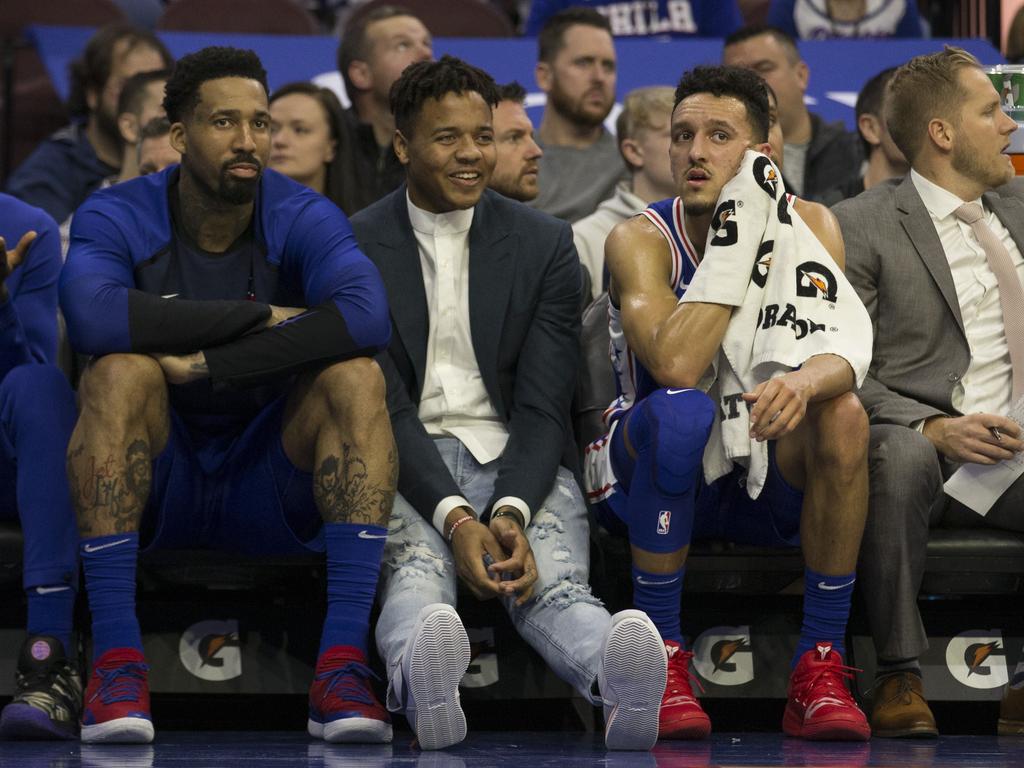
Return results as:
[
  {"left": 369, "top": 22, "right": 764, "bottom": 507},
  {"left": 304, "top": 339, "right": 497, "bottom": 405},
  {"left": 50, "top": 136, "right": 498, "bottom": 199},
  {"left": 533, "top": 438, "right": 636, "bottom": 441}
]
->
[
  {"left": 599, "top": 609, "right": 667, "bottom": 750},
  {"left": 393, "top": 603, "right": 471, "bottom": 750}
]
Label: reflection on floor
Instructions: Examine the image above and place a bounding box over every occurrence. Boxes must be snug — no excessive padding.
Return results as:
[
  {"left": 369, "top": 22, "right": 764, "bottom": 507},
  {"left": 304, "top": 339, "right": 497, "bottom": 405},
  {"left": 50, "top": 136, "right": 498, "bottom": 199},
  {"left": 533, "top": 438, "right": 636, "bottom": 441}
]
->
[{"left": 2, "top": 731, "right": 1024, "bottom": 767}]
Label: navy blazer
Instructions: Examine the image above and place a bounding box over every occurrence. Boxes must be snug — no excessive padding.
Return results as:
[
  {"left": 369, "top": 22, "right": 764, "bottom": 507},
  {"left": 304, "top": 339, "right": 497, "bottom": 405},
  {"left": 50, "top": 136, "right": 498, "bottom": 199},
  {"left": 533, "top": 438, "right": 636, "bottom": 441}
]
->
[{"left": 351, "top": 187, "right": 582, "bottom": 521}]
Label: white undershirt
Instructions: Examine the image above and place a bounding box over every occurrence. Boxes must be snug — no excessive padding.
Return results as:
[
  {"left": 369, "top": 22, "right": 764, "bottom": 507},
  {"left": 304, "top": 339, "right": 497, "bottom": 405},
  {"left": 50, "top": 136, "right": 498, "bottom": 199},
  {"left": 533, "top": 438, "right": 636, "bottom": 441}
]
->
[
  {"left": 912, "top": 170, "right": 1024, "bottom": 417},
  {"left": 407, "top": 193, "right": 531, "bottom": 532}
]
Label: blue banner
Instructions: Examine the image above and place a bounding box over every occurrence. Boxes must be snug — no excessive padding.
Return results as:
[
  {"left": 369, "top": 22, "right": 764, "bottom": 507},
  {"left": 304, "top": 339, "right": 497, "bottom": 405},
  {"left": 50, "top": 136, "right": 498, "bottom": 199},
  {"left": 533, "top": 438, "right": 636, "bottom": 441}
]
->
[{"left": 28, "top": 25, "right": 1002, "bottom": 130}]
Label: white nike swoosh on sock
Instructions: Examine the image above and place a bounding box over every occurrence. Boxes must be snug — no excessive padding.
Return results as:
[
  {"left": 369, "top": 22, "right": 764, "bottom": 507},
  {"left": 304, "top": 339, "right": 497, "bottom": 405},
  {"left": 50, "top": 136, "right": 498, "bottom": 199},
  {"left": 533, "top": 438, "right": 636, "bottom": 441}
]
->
[
  {"left": 161, "top": 293, "right": 179, "bottom": 299},
  {"left": 35, "top": 585, "right": 71, "bottom": 595},
  {"left": 358, "top": 530, "right": 388, "bottom": 540},
  {"left": 82, "top": 538, "right": 132, "bottom": 553},
  {"left": 817, "top": 579, "right": 856, "bottom": 591}
]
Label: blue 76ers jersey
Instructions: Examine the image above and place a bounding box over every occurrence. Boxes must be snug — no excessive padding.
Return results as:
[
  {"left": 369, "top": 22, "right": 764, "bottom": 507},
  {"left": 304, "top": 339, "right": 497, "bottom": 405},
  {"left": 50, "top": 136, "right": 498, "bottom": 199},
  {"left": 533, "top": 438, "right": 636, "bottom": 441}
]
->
[{"left": 604, "top": 196, "right": 700, "bottom": 426}]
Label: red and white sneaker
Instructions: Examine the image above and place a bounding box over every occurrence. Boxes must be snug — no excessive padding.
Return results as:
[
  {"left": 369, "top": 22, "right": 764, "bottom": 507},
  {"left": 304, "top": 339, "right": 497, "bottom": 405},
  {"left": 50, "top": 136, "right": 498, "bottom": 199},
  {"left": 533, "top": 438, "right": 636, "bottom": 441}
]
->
[
  {"left": 659, "top": 641, "right": 711, "bottom": 740},
  {"left": 784, "top": 642, "right": 870, "bottom": 741},
  {"left": 308, "top": 645, "right": 392, "bottom": 743},
  {"left": 80, "top": 648, "right": 153, "bottom": 743}
]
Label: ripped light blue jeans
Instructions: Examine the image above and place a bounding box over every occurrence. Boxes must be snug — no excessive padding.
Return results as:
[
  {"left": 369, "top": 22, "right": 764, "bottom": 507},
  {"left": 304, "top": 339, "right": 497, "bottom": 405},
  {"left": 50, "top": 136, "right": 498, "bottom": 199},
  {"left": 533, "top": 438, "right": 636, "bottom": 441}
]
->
[{"left": 375, "top": 438, "right": 610, "bottom": 709}]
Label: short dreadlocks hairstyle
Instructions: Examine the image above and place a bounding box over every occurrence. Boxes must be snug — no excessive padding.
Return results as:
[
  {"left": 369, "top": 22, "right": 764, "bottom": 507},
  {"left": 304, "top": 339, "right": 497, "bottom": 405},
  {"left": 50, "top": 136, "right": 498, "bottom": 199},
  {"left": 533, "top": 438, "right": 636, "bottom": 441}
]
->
[
  {"left": 674, "top": 65, "right": 770, "bottom": 144},
  {"left": 163, "top": 46, "right": 268, "bottom": 123},
  {"left": 389, "top": 54, "right": 499, "bottom": 137}
]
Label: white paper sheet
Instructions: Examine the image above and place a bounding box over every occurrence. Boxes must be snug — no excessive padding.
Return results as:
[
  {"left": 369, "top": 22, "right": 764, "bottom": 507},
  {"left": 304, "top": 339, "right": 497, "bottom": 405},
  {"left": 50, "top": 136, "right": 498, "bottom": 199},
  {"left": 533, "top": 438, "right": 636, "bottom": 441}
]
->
[{"left": 944, "top": 396, "right": 1024, "bottom": 515}]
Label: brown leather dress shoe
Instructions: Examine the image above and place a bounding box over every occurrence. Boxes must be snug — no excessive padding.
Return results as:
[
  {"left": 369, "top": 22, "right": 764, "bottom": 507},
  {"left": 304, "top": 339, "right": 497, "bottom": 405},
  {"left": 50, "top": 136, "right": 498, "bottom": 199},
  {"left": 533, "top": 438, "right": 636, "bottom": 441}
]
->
[
  {"left": 869, "top": 672, "right": 938, "bottom": 738},
  {"left": 999, "top": 685, "right": 1024, "bottom": 735}
]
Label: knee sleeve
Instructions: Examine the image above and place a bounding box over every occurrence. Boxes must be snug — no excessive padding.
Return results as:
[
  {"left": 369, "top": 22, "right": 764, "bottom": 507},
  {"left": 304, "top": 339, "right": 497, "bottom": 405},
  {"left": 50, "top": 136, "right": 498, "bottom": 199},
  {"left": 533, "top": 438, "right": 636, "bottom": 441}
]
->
[{"left": 629, "top": 388, "right": 715, "bottom": 497}]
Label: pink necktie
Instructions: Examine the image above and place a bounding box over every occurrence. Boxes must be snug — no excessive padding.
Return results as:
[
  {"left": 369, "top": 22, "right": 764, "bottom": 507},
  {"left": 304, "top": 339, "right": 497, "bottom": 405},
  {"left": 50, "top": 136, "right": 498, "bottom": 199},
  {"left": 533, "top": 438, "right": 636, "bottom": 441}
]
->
[{"left": 955, "top": 201, "right": 1024, "bottom": 401}]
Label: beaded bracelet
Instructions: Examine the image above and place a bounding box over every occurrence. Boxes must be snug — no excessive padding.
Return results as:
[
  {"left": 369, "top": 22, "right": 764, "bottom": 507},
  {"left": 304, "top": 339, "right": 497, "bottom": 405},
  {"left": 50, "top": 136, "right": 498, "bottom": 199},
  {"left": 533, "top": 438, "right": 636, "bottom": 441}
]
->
[
  {"left": 491, "top": 508, "right": 525, "bottom": 528},
  {"left": 446, "top": 514, "right": 476, "bottom": 543}
]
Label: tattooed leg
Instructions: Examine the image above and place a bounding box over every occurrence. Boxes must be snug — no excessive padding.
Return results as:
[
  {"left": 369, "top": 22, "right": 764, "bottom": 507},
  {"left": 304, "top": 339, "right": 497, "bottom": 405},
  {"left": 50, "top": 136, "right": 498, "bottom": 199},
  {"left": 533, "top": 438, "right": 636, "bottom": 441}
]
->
[
  {"left": 283, "top": 358, "right": 397, "bottom": 528},
  {"left": 69, "top": 355, "right": 170, "bottom": 537}
]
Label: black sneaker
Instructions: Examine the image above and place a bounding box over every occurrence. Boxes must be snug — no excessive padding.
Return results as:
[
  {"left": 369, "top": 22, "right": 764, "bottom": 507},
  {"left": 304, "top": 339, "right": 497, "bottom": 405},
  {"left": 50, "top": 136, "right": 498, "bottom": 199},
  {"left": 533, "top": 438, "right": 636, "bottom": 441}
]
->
[{"left": 0, "top": 635, "right": 82, "bottom": 740}]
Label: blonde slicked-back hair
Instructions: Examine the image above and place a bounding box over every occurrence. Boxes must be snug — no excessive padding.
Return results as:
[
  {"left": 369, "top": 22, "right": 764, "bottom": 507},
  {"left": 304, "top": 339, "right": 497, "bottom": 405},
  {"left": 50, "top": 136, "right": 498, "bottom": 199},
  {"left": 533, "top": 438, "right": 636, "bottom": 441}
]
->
[
  {"left": 886, "top": 46, "right": 982, "bottom": 165},
  {"left": 615, "top": 86, "right": 675, "bottom": 170}
]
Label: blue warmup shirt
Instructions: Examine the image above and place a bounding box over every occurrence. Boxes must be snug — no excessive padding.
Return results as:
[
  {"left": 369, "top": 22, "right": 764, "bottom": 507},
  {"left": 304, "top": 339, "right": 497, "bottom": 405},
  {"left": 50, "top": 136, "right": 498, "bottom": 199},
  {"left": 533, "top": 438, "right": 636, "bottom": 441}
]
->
[
  {"left": 60, "top": 165, "right": 391, "bottom": 436},
  {"left": 5, "top": 123, "right": 116, "bottom": 224},
  {"left": 0, "top": 194, "right": 61, "bottom": 377}
]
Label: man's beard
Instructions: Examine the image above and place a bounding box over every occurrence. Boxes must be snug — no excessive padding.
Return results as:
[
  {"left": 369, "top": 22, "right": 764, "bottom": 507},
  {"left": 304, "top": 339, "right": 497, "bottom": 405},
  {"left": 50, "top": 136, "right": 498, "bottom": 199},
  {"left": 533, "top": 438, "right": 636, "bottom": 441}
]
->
[
  {"left": 218, "top": 168, "right": 260, "bottom": 204},
  {"left": 96, "top": 105, "right": 123, "bottom": 150},
  {"left": 187, "top": 154, "right": 263, "bottom": 205},
  {"left": 549, "top": 83, "right": 611, "bottom": 129},
  {"left": 951, "top": 139, "right": 1010, "bottom": 191}
]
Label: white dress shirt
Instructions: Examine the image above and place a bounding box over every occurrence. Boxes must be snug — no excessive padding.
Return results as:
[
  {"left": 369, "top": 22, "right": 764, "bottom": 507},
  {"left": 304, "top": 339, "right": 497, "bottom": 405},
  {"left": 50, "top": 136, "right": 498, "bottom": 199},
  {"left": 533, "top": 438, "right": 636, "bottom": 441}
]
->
[
  {"left": 407, "top": 194, "right": 531, "bottom": 532},
  {"left": 912, "top": 170, "right": 1024, "bottom": 418}
]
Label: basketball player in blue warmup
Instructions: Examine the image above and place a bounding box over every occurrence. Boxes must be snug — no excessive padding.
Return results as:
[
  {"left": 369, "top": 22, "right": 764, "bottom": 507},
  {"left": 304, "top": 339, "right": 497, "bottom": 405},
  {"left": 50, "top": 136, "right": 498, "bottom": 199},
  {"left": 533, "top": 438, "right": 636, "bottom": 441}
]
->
[
  {"left": 60, "top": 47, "right": 395, "bottom": 744},
  {"left": 0, "top": 196, "right": 81, "bottom": 740},
  {"left": 586, "top": 66, "right": 871, "bottom": 741}
]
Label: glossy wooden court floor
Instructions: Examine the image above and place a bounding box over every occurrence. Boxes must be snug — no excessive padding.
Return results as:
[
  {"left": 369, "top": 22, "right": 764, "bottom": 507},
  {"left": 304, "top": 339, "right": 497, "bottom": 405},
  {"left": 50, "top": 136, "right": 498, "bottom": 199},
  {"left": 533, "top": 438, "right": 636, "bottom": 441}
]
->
[{"left": 2, "top": 732, "right": 1024, "bottom": 767}]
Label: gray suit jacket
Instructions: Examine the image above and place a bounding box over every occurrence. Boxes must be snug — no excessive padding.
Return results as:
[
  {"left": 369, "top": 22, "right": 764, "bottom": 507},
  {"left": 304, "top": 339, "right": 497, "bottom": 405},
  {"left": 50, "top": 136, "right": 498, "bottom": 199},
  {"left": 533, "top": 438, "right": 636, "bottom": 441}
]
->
[
  {"left": 350, "top": 187, "right": 582, "bottom": 521},
  {"left": 833, "top": 174, "right": 1024, "bottom": 426}
]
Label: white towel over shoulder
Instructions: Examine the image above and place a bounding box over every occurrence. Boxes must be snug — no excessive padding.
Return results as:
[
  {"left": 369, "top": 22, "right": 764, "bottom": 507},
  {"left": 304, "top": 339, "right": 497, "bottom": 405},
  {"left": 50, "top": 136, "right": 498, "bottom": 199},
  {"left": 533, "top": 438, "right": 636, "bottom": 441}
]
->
[{"left": 681, "top": 150, "right": 872, "bottom": 497}]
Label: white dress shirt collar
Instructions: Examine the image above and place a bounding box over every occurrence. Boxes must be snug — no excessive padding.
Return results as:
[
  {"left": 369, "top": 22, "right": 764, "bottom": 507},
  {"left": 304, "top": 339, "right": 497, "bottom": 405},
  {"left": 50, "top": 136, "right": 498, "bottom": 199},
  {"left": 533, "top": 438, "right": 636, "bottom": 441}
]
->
[
  {"left": 911, "top": 168, "right": 983, "bottom": 221},
  {"left": 407, "top": 193, "right": 475, "bottom": 237}
]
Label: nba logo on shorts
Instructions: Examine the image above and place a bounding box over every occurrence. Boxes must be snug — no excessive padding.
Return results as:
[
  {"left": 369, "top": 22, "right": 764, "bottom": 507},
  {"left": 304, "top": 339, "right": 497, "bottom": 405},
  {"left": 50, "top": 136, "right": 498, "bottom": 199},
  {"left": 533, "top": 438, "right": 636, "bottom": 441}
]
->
[{"left": 657, "top": 510, "right": 671, "bottom": 535}]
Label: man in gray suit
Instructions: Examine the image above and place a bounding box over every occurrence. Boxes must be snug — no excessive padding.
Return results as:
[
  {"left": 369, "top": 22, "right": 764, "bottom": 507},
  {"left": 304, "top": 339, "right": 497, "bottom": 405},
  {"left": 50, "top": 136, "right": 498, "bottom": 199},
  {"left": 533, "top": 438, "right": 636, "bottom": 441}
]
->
[
  {"left": 349, "top": 56, "right": 666, "bottom": 752},
  {"left": 834, "top": 46, "right": 1024, "bottom": 738}
]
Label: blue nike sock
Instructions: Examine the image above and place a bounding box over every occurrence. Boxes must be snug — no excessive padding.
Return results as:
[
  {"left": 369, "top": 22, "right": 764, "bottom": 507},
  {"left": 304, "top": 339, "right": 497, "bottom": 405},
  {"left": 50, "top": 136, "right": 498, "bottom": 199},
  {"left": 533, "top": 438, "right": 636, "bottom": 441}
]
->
[
  {"left": 632, "top": 564, "right": 685, "bottom": 646},
  {"left": 80, "top": 532, "right": 142, "bottom": 661},
  {"left": 319, "top": 522, "right": 387, "bottom": 657},
  {"left": 27, "top": 585, "right": 75, "bottom": 654},
  {"left": 793, "top": 568, "right": 855, "bottom": 666}
]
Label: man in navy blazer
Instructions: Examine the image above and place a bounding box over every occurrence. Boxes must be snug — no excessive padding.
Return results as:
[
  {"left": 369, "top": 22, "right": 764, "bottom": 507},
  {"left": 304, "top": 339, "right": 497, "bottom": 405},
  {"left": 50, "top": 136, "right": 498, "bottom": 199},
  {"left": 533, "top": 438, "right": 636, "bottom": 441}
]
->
[{"left": 350, "top": 56, "right": 666, "bottom": 751}]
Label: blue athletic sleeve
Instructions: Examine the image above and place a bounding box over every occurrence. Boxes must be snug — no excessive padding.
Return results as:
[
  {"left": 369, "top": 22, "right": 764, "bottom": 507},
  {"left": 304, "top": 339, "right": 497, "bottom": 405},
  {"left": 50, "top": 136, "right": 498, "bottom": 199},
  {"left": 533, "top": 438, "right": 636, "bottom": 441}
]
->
[
  {"left": 698, "top": 0, "right": 743, "bottom": 36},
  {"left": 894, "top": 1, "right": 923, "bottom": 37},
  {"left": 0, "top": 207, "right": 60, "bottom": 379},
  {"left": 201, "top": 196, "right": 391, "bottom": 389},
  {"left": 524, "top": 0, "right": 568, "bottom": 35},
  {"left": 767, "top": 0, "right": 799, "bottom": 37},
  {"left": 61, "top": 203, "right": 270, "bottom": 355}
]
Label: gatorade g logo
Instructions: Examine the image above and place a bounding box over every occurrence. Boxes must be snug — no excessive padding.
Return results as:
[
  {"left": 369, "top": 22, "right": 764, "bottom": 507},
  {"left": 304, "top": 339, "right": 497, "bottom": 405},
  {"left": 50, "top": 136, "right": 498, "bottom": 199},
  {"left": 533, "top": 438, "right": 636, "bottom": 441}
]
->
[
  {"left": 753, "top": 155, "right": 778, "bottom": 199},
  {"left": 750, "top": 240, "right": 774, "bottom": 288},
  {"left": 462, "top": 627, "right": 498, "bottom": 688},
  {"left": 710, "top": 200, "right": 738, "bottom": 247},
  {"left": 179, "top": 619, "right": 242, "bottom": 682},
  {"left": 692, "top": 626, "right": 754, "bottom": 685},
  {"left": 796, "top": 261, "right": 838, "bottom": 303},
  {"left": 945, "top": 631, "right": 1007, "bottom": 689}
]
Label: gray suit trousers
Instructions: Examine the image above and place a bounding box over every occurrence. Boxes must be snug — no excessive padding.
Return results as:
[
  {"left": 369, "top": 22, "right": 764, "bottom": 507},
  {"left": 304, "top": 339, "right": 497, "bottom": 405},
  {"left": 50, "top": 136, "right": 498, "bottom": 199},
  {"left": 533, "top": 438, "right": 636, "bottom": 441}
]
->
[{"left": 862, "top": 423, "right": 1024, "bottom": 661}]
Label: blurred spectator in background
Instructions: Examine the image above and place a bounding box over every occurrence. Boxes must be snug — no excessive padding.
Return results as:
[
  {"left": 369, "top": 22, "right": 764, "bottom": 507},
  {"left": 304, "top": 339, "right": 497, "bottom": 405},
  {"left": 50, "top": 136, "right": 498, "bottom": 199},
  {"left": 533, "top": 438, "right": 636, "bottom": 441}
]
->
[
  {"left": 136, "top": 117, "right": 180, "bottom": 176},
  {"left": 820, "top": 66, "right": 908, "bottom": 206},
  {"left": 531, "top": 8, "right": 625, "bottom": 222},
  {"left": 768, "top": 0, "right": 923, "bottom": 39},
  {"left": 572, "top": 85, "right": 674, "bottom": 300},
  {"left": 57, "top": 68, "right": 170, "bottom": 259},
  {"left": 525, "top": 0, "right": 742, "bottom": 38},
  {"left": 489, "top": 81, "right": 544, "bottom": 202},
  {"left": 336, "top": 5, "right": 433, "bottom": 213},
  {"left": 1007, "top": 6, "right": 1024, "bottom": 64},
  {"left": 270, "top": 82, "right": 355, "bottom": 211},
  {"left": 114, "top": 69, "right": 171, "bottom": 183},
  {"left": 5, "top": 24, "right": 173, "bottom": 223},
  {"left": 723, "top": 24, "right": 861, "bottom": 200}
]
